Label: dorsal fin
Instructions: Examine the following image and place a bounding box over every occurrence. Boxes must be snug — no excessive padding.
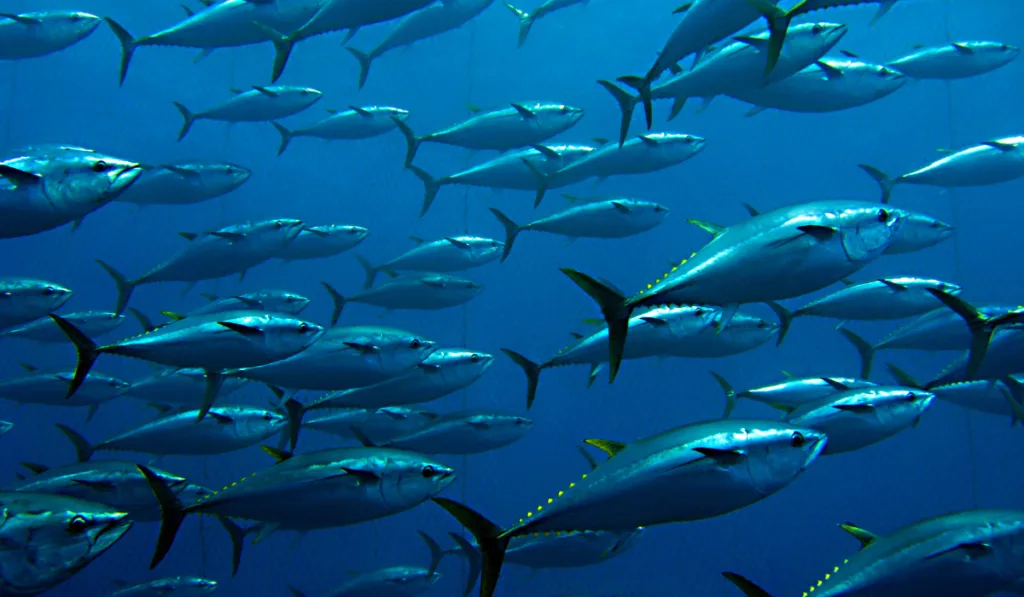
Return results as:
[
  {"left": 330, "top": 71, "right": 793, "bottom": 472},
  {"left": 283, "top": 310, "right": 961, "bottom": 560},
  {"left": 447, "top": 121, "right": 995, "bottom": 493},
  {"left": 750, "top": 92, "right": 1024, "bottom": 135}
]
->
[
  {"left": 261, "top": 445, "right": 293, "bottom": 463},
  {"left": 583, "top": 438, "right": 626, "bottom": 457},
  {"left": 839, "top": 522, "right": 879, "bottom": 549}
]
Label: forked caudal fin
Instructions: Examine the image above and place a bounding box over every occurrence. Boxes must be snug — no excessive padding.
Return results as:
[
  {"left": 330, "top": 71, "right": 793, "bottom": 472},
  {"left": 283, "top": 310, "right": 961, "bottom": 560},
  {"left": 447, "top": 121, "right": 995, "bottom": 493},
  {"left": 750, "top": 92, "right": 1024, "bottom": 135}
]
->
[
  {"left": 722, "top": 571, "right": 774, "bottom": 597},
  {"left": 406, "top": 164, "right": 441, "bottom": 217},
  {"left": 446, "top": 531, "right": 483, "bottom": 597},
  {"left": 858, "top": 164, "right": 896, "bottom": 204},
  {"left": 488, "top": 208, "right": 521, "bottom": 262},
  {"left": 320, "top": 281, "right": 347, "bottom": 326},
  {"left": 95, "top": 259, "right": 136, "bottom": 315},
  {"left": 709, "top": 371, "right": 739, "bottom": 418},
  {"left": 925, "top": 287, "right": 1013, "bottom": 381},
  {"left": 49, "top": 314, "right": 101, "bottom": 400},
  {"left": 763, "top": 301, "right": 794, "bottom": 347},
  {"left": 503, "top": 3, "right": 536, "bottom": 48},
  {"left": 270, "top": 122, "right": 294, "bottom": 156},
  {"left": 597, "top": 79, "right": 638, "bottom": 148},
  {"left": 345, "top": 47, "right": 375, "bottom": 90},
  {"left": 172, "top": 102, "right": 196, "bottom": 142},
  {"left": 500, "top": 348, "right": 543, "bottom": 410},
  {"left": 432, "top": 498, "right": 510, "bottom": 597},
  {"left": 392, "top": 117, "right": 422, "bottom": 168},
  {"left": 837, "top": 327, "right": 876, "bottom": 380},
  {"left": 559, "top": 268, "right": 632, "bottom": 383},
  {"left": 103, "top": 18, "right": 136, "bottom": 87}
]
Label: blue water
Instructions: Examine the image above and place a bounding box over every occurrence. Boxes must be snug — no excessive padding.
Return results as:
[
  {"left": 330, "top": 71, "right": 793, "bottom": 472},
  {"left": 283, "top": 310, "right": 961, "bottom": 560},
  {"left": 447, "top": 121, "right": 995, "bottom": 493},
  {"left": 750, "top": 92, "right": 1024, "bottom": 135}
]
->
[{"left": 2, "top": 0, "right": 1023, "bottom": 595}]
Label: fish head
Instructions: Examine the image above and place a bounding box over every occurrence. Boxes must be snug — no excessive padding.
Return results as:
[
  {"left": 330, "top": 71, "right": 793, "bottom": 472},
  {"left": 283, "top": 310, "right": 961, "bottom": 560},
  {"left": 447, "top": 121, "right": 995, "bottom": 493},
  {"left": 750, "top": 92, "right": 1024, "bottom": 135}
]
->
[
  {"left": 356, "top": 407, "right": 437, "bottom": 443},
  {"left": 717, "top": 312, "right": 780, "bottom": 346},
  {"left": 837, "top": 204, "right": 903, "bottom": 263},
  {"left": 977, "top": 41, "right": 1020, "bottom": 66},
  {"left": 465, "top": 413, "right": 534, "bottom": 444},
  {"left": 738, "top": 423, "right": 827, "bottom": 495},
  {"left": 387, "top": 108, "right": 411, "bottom": 122},
  {"left": 536, "top": 103, "right": 586, "bottom": 128},
  {"left": 0, "top": 278, "right": 73, "bottom": 316},
  {"left": 250, "top": 218, "right": 305, "bottom": 247},
  {"left": 291, "top": 87, "right": 324, "bottom": 108},
  {"left": 238, "top": 313, "right": 324, "bottom": 359},
  {"left": 869, "top": 64, "right": 908, "bottom": 97},
  {"left": 883, "top": 208, "right": 954, "bottom": 254},
  {"left": 260, "top": 290, "right": 311, "bottom": 315},
  {"left": 382, "top": 566, "right": 442, "bottom": 591},
  {"left": 165, "top": 577, "right": 218, "bottom": 594},
  {"left": 48, "top": 11, "right": 102, "bottom": 43},
  {"left": 868, "top": 386, "right": 936, "bottom": 425},
  {"left": 46, "top": 153, "right": 142, "bottom": 207},
  {"left": 190, "top": 162, "right": 251, "bottom": 194},
  {"left": 332, "top": 224, "right": 371, "bottom": 244},
  {"left": 789, "top": 22, "right": 847, "bottom": 55},
  {"left": 656, "top": 133, "right": 707, "bottom": 161},
  {"left": 0, "top": 494, "right": 132, "bottom": 593},
  {"left": 374, "top": 329, "right": 438, "bottom": 376},
  {"left": 425, "top": 349, "right": 495, "bottom": 385},
  {"left": 379, "top": 453, "right": 456, "bottom": 509}
]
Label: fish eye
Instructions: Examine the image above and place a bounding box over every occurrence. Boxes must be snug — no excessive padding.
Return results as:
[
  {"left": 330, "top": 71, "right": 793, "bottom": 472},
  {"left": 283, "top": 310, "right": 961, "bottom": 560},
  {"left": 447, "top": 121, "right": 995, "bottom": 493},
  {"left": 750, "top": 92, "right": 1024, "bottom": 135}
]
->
[
  {"left": 42, "top": 286, "right": 56, "bottom": 295},
  {"left": 421, "top": 465, "right": 437, "bottom": 478},
  {"left": 297, "top": 322, "right": 310, "bottom": 333},
  {"left": 877, "top": 209, "right": 889, "bottom": 222},
  {"left": 905, "top": 392, "right": 916, "bottom": 401},
  {"left": 224, "top": 166, "right": 233, "bottom": 173},
  {"left": 92, "top": 160, "right": 109, "bottom": 172},
  {"left": 812, "top": 24, "right": 823, "bottom": 34},
  {"left": 410, "top": 338, "right": 422, "bottom": 349},
  {"left": 757, "top": 320, "right": 768, "bottom": 328},
  {"left": 70, "top": 14, "right": 82, "bottom": 21},
  {"left": 470, "top": 353, "right": 480, "bottom": 363},
  {"left": 274, "top": 221, "right": 284, "bottom": 229},
  {"left": 67, "top": 515, "right": 88, "bottom": 534},
  {"left": 693, "top": 307, "right": 704, "bottom": 316},
  {"left": 263, "top": 413, "right": 273, "bottom": 421},
  {"left": 790, "top": 432, "right": 806, "bottom": 448}
]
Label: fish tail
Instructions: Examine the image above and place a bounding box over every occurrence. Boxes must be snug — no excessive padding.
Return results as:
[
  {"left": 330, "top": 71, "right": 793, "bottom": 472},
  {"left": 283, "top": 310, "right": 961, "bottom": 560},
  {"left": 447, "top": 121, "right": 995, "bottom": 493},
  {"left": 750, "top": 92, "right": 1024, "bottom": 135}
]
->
[
  {"left": 418, "top": 531, "right": 445, "bottom": 577},
  {"left": 392, "top": 117, "right": 421, "bottom": 168},
  {"left": 49, "top": 314, "right": 100, "bottom": 399},
  {"left": 54, "top": 424, "right": 95, "bottom": 462},
  {"left": 666, "top": 96, "right": 688, "bottom": 121},
  {"left": 488, "top": 208, "right": 521, "bottom": 262},
  {"left": 857, "top": 164, "right": 897, "bottom": 204},
  {"left": 270, "top": 122, "right": 293, "bottom": 156},
  {"left": 406, "top": 164, "right": 441, "bottom": 217},
  {"left": 998, "top": 377, "right": 1024, "bottom": 427},
  {"left": 196, "top": 370, "right": 225, "bottom": 423},
  {"left": 251, "top": 22, "right": 296, "bottom": 84},
  {"left": 870, "top": 1, "right": 897, "bottom": 25},
  {"left": 103, "top": 18, "right": 136, "bottom": 86},
  {"left": 747, "top": 0, "right": 790, "bottom": 76},
  {"left": 885, "top": 363, "right": 923, "bottom": 389},
  {"left": 283, "top": 397, "right": 304, "bottom": 452},
  {"left": 127, "top": 307, "right": 157, "bottom": 332},
  {"left": 136, "top": 465, "right": 187, "bottom": 570},
  {"left": 215, "top": 515, "right": 247, "bottom": 577},
  {"left": 95, "top": 259, "right": 136, "bottom": 315},
  {"left": 709, "top": 371, "right": 739, "bottom": 418},
  {"left": 763, "top": 301, "right": 795, "bottom": 347},
  {"left": 355, "top": 253, "right": 378, "bottom": 289},
  {"left": 447, "top": 531, "right": 483, "bottom": 597},
  {"left": 837, "top": 328, "right": 876, "bottom": 380},
  {"left": 722, "top": 571, "right": 775, "bottom": 597},
  {"left": 500, "top": 348, "right": 543, "bottom": 410},
  {"left": 518, "top": 157, "right": 549, "bottom": 207},
  {"left": 597, "top": 79, "right": 637, "bottom": 148},
  {"left": 559, "top": 268, "right": 632, "bottom": 383},
  {"left": 623, "top": 71, "right": 654, "bottom": 131},
  {"left": 502, "top": 4, "right": 534, "bottom": 48},
  {"left": 587, "top": 363, "right": 604, "bottom": 388},
  {"left": 345, "top": 46, "right": 374, "bottom": 90},
  {"left": 924, "top": 288, "right": 994, "bottom": 380},
  {"left": 432, "top": 498, "right": 509, "bottom": 597},
  {"left": 172, "top": 102, "right": 195, "bottom": 142},
  {"left": 320, "top": 281, "right": 347, "bottom": 326}
]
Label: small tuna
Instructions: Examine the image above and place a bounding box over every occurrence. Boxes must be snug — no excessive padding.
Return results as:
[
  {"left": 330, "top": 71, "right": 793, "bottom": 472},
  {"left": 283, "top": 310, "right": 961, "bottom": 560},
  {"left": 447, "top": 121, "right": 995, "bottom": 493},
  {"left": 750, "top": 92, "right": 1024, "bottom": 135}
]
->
[
  {"left": 322, "top": 275, "right": 483, "bottom": 323},
  {"left": 710, "top": 372, "right": 877, "bottom": 418},
  {"left": 115, "top": 162, "right": 251, "bottom": 206},
  {"left": 173, "top": 86, "right": 322, "bottom": 141},
  {"left": 275, "top": 224, "right": 369, "bottom": 262},
  {"left": 0, "top": 310, "right": 123, "bottom": 342},
  {"left": 362, "top": 410, "right": 534, "bottom": 455},
  {"left": 360, "top": 237, "right": 503, "bottom": 288},
  {"left": 0, "top": 11, "right": 101, "bottom": 60},
  {"left": 109, "top": 576, "right": 218, "bottom": 597},
  {"left": 272, "top": 106, "right": 409, "bottom": 156},
  {"left": 0, "top": 277, "right": 72, "bottom": 331},
  {"left": 886, "top": 41, "right": 1019, "bottom": 79}
]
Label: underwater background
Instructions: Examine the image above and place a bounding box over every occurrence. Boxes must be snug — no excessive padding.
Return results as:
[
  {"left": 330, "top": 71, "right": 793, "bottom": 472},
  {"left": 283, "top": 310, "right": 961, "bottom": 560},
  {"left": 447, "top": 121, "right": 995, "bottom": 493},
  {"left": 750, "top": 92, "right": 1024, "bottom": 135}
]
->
[{"left": 2, "top": 0, "right": 1023, "bottom": 595}]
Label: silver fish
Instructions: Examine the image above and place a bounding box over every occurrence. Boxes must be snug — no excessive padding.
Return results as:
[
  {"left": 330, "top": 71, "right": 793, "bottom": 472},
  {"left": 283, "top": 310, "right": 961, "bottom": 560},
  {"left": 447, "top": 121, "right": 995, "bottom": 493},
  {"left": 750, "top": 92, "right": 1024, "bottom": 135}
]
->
[
  {"left": 56, "top": 403, "right": 295, "bottom": 459},
  {"left": 726, "top": 509, "right": 1024, "bottom": 597},
  {"left": 0, "top": 311, "right": 123, "bottom": 342},
  {"left": 232, "top": 325, "right": 436, "bottom": 390},
  {"left": 313, "top": 407, "right": 440, "bottom": 444},
  {"left": 97, "top": 218, "right": 305, "bottom": 313},
  {"left": 371, "top": 410, "right": 534, "bottom": 455},
  {"left": 6, "top": 461, "right": 212, "bottom": 523},
  {"left": 394, "top": 102, "right": 585, "bottom": 167},
  {"left": 728, "top": 56, "right": 907, "bottom": 116},
  {"left": 0, "top": 367, "right": 129, "bottom": 416},
  {"left": 783, "top": 385, "right": 934, "bottom": 454},
  {"left": 710, "top": 372, "right": 877, "bottom": 418},
  {"left": 504, "top": 0, "right": 587, "bottom": 47},
  {"left": 886, "top": 41, "right": 1019, "bottom": 79},
  {"left": 0, "top": 150, "right": 141, "bottom": 239},
  {"left": 275, "top": 225, "right": 369, "bottom": 262},
  {"left": 109, "top": 576, "right": 218, "bottom": 597},
  {"left": 0, "top": 11, "right": 100, "bottom": 60},
  {"left": 435, "top": 418, "right": 827, "bottom": 597},
  {"left": 140, "top": 446, "right": 455, "bottom": 571},
  {"left": 887, "top": 365, "right": 1023, "bottom": 423},
  {"left": 272, "top": 106, "right": 409, "bottom": 156},
  {"left": 407, "top": 143, "right": 595, "bottom": 216},
  {"left": 346, "top": 0, "right": 494, "bottom": 88},
  {"left": 185, "top": 290, "right": 312, "bottom": 317},
  {"left": 529, "top": 133, "right": 706, "bottom": 204},
  {"left": 103, "top": 1, "right": 326, "bottom": 85},
  {"left": 173, "top": 86, "right": 322, "bottom": 141},
  {"left": 0, "top": 278, "right": 72, "bottom": 331},
  {"left": 309, "top": 349, "right": 494, "bottom": 410},
  {"left": 860, "top": 135, "right": 1024, "bottom": 203},
  {"left": 297, "top": 532, "right": 444, "bottom": 597},
  {"left": 121, "top": 367, "right": 250, "bottom": 408},
  {"left": 505, "top": 304, "right": 778, "bottom": 408},
  {"left": 564, "top": 200, "right": 904, "bottom": 382},
  {"left": 605, "top": 22, "right": 847, "bottom": 144},
  {"left": 360, "top": 236, "right": 503, "bottom": 288},
  {"left": 0, "top": 492, "right": 132, "bottom": 597},
  {"left": 323, "top": 274, "right": 483, "bottom": 322},
  {"left": 490, "top": 197, "right": 669, "bottom": 261},
  {"left": 115, "top": 162, "right": 251, "bottom": 206},
  {"left": 770, "top": 277, "right": 962, "bottom": 342}
]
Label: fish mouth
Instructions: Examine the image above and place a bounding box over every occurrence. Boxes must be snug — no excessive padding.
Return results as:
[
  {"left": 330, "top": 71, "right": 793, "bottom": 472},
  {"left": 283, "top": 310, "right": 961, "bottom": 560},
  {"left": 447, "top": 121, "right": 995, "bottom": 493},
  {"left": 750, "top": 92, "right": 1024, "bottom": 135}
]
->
[
  {"left": 114, "top": 164, "right": 144, "bottom": 188},
  {"left": 93, "top": 512, "right": 133, "bottom": 551}
]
